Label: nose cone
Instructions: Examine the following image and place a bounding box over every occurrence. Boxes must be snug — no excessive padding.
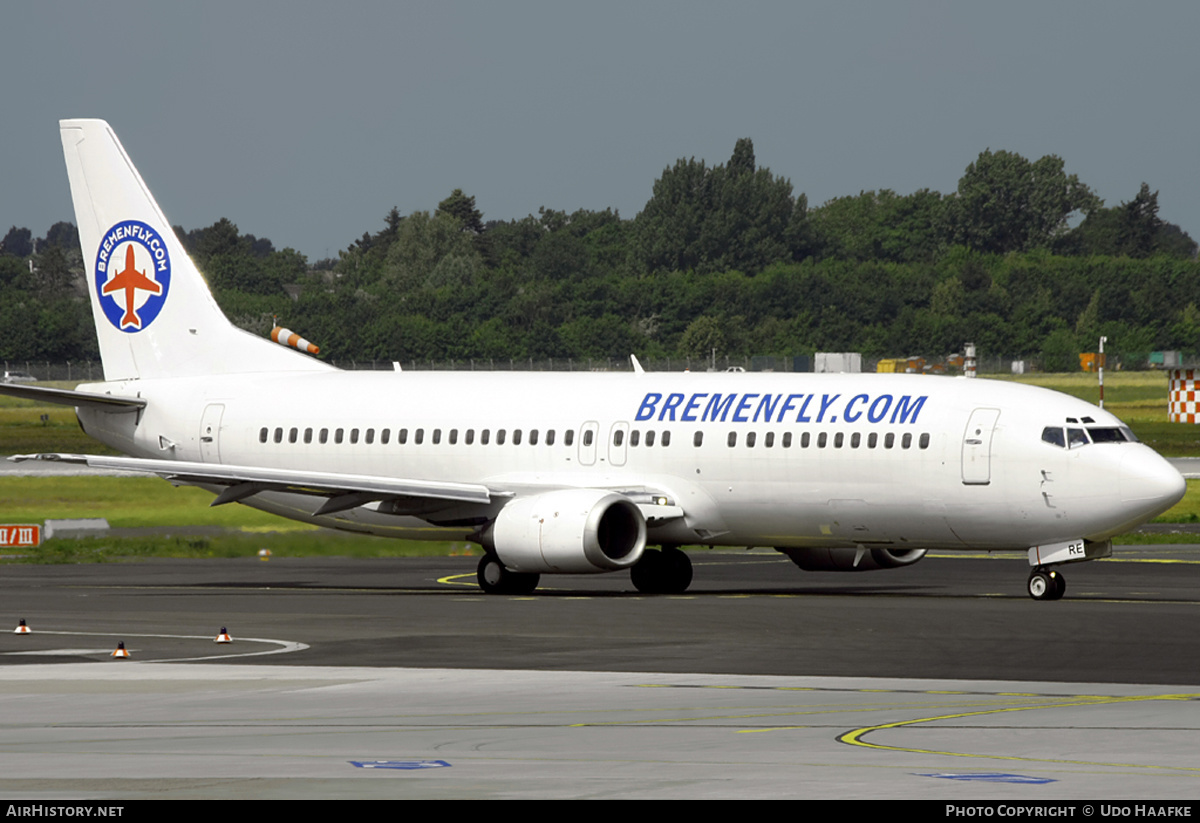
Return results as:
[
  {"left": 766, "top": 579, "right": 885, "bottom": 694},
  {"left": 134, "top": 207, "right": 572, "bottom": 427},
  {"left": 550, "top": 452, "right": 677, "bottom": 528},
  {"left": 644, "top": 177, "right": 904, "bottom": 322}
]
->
[{"left": 1120, "top": 447, "right": 1186, "bottom": 521}]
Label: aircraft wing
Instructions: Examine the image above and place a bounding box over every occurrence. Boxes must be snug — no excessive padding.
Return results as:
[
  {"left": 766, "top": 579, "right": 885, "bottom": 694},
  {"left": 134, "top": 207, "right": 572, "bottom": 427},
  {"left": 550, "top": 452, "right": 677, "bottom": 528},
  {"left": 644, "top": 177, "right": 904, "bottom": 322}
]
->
[
  {"left": 0, "top": 384, "right": 146, "bottom": 411},
  {"left": 9, "top": 453, "right": 686, "bottom": 523},
  {"left": 10, "top": 453, "right": 496, "bottom": 516}
]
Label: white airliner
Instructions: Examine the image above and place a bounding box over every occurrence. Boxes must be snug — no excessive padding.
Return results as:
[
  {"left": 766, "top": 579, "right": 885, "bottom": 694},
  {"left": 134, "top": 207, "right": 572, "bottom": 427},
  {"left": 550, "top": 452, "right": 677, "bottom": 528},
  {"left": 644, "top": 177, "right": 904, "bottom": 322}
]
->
[{"left": 2, "top": 119, "right": 1187, "bottom": 600}]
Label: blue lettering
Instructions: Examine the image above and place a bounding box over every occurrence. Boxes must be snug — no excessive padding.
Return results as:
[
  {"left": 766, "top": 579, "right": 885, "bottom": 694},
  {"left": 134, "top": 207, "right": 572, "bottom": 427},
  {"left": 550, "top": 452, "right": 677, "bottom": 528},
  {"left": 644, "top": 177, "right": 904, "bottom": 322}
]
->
[
  {"left": 733, "top": 393, "right": 758, "bottom": 422},
  {"left": 867, "top": 394, "right": 892, "bottom": 423},
  {"left": 659, "top": 393, "right": 685, "bottom": 421},
  {"left": 777, "top": 393, "right": 803, "bottom": 423},
  {"left": 816, "top": 393, "right": 841, "bottom": 423},
  {"left": 681, "top": 393, "right": 706, "bottom": 422},
  {"left": 636, "top": 393, "right": 661, "bottom": 422},
  {"left": 796, "top": 394, "right": 814, "bottom": 423},
  {"left": 844, "top": 393, "right": 869, "bottom": 423},
  {"left": 890, "top": 395, "right": 928, "bottom": 425},
  {"left": 704, "top": 393, "right": 736, "bottom": 422},
  {"left": 754, "top": 393, "right": 781, "bottom": 423}
]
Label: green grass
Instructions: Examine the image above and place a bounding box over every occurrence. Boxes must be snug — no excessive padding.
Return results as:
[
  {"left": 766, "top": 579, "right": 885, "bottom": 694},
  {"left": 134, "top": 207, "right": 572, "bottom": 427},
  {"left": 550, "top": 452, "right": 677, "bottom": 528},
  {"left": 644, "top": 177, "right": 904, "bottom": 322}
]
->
[{"left": 5, "top": 532, "right": 475, "bottom": 564}]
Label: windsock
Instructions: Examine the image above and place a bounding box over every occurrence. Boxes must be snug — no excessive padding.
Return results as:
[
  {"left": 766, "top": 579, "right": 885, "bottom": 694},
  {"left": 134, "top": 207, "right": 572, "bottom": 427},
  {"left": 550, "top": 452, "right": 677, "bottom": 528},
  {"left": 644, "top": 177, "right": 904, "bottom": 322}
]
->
[{"left": 271, "top": 326, "right": 320, "bottom": 355}]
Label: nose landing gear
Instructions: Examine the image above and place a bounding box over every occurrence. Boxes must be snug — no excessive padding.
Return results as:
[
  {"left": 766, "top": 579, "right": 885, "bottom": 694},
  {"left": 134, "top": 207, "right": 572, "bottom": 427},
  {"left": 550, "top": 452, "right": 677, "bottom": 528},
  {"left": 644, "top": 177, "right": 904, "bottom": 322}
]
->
[{"left": 1027, "top": 567, "right": 1066, "bottom": 601}]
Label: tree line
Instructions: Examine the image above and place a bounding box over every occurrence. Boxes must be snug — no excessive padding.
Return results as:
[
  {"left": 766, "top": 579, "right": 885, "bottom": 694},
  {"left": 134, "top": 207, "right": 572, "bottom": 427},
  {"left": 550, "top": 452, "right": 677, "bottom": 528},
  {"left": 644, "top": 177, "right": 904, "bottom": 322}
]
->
[{"left": 2, "top": 138, "right": 1197, "bottom": 369}]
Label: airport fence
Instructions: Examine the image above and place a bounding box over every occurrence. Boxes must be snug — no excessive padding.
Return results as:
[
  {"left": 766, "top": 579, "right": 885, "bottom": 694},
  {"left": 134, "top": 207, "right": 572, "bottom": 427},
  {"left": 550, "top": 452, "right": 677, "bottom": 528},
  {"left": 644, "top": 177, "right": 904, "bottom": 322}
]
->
[{"left": 3, "top": 352, "right": 1179, "bottom": 383}]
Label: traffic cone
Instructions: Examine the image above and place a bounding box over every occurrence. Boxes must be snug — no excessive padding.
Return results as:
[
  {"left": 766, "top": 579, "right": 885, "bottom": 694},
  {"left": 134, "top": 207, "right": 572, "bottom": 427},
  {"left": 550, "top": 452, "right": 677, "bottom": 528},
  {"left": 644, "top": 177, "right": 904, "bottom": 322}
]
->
[
  {"left": 13, "top": 619, "right": 30, "bottom": 634},
  {"left": 111, "top": 642, "right": 130, "bottom": 659},
  {"left": 214, "top": 627, "right": 232, "bottom": 644}
]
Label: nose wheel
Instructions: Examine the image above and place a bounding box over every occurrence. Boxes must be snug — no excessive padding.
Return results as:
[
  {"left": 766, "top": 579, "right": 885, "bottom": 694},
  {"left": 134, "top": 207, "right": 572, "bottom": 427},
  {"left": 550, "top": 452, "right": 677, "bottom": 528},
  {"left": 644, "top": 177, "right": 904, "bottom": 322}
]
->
[{"left": 1027, "top": 567, "right": 1066, "bottom": 601}]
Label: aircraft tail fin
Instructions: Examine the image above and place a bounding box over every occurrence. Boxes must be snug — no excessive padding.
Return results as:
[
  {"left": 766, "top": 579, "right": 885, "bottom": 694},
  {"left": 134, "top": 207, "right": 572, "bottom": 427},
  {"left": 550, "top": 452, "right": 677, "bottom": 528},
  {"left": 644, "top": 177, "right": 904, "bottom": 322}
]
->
[{"left": 59, "top": 119, "right": 332, "bottom": 381}]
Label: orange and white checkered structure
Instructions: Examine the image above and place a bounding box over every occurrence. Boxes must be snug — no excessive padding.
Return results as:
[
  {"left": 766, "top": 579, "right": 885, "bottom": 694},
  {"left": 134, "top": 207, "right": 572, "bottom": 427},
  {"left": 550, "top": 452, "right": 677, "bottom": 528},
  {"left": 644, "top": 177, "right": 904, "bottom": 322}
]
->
[{"left": 1169, "top": 369, "right": 1200, "bottom": 423}]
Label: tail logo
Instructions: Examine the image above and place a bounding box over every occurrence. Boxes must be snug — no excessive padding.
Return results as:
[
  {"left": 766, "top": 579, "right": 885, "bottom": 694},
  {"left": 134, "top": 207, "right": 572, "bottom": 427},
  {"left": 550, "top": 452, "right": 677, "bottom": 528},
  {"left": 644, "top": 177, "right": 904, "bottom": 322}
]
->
[{"left": 94, "top": 220, "right": 172, "bottom": 332}]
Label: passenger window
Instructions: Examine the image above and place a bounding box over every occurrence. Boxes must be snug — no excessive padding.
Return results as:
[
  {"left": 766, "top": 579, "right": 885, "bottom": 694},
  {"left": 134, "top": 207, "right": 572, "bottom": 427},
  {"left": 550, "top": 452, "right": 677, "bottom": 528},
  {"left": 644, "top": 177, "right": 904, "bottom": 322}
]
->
[
  {"left": 512, "top": 429, "right": 521, "bottom": 446},
  {"left": 466, "top": 429, "right": 475, "bottom": 445},
  {"left": 565, "top": 430, "right": 575, "bottom": 446},
  {"left": 335, "top": 428, "right": 344, "bottom": 444},
  {"left": 727, "top": 432, "right": 737, "bottom": 447},
  {"left": 782, "top": 432, "right": 792, "bottom": 448},
  {"left": 481, "top": 429, "right": 490, "bottom": 445},
  {"left": 850, "top": 432, "right": 860, "bottom": 448},
  {"left": 834, "top": 432, "right": 843, "bottom": 448},
  {"left": 398, "top": 428, "right": 408, "bottom": 445},
  {"left": 432, "top": 429, "right": 442, "bottom": 445},
  {"left": 259, "top": 427, "right": 268, "bottom": 443},
  {"left": 274, "top": 427, "right": 283, "bottom": 444},
  {"left": 320, "top": 428, "right": 329, "bottom": 444},
  {"left": 902, "top": 433, "right": 912, "bottom": 449},
  {"left": 818, "top": 433, "right": 827, "bottom": 448},
  {"left": 450, "top": 429, "right": 458, "bottom": 445},
  {"left": 350, "top": 428, "right": 359, "bottom": 444},
  {"left": 497, "top": 429, "right": 506, "bottom": 445},
  {"left": 529, "top": 429, "right": 538, "bottom": 446},
  {"left": 546, "top": 430, "right": 555, "bottom": 446},
  {"left": 661, "top": 431, "right": 670, "bottom": 447},
  {"left": 765, "top": 432, "right": 774, "bottom": 448},
  {"left": 613, "top": 430, "right": 623, "bottom": 446},
  {"left": 645, "top": 430, "right": 655, "bottom": 447},
  {"left": 415, "top": 428, "right": 424, "bottom": 445},
  {"left": 884, "top": 433, "right": 894, "bottom": 449},
  {"left": 581, "top": 430, "right": 591, "bottom": 447},
  {"left": 868, "top": 432, "right": 877, "bottom": 449},
  {"left": 381, "top": 428, "right": 390, "bottom": 445},
  {"left": 630, "top": 430, "right": 640, "bottom": 447},
  {"left": 801, "top": 432, "right": 810, "bottom": 448},
  {"left": 746, "top": 432, "right": 756, "bottom": 448},
  {"left": 365, "top": 428, "right": 375, "bottom": 445},
  {"left": 919, "top": 433, "right": 930, "bottom": 449},
  {"left": 304, "top": 427, "right": 313, "bottom": 444},
  {"left": 289, "top": 427, "right": 298, "bottom": 444},
  {"left": 693, "top": 431, "right": 704, "bottom": 447}
]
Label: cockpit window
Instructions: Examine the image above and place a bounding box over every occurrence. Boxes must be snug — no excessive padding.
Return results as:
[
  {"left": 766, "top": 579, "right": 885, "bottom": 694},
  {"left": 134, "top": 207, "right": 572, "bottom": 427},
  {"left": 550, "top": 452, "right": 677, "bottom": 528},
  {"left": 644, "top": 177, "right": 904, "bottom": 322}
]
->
[
  {"left": 1042, "top": 427, "right": 1066, "bottom": 448},
  {"left": 1067, "top": 428, "right": 1089, "bottom": 448},
  {"left": 1088, "top": 426, "right": 1133, "bottom": 443}
]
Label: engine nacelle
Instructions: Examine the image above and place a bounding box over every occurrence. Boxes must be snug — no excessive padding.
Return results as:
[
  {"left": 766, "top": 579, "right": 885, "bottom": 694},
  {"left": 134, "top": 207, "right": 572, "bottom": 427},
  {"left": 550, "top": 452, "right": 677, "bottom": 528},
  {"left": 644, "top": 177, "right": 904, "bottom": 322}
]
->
[
  {"left": 486, "top": 489, "right": 647, "bottom": 574},
  {"left": 777, "top": 546, "right": 927, "bottom": 572}
]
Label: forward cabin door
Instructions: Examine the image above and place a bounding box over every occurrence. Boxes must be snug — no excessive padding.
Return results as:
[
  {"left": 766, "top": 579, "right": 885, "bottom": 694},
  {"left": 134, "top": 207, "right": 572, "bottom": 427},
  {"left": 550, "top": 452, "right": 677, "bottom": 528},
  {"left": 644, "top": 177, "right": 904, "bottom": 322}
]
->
[{"left": 961, "top": 408, "right": 1000, "bottom": 485}]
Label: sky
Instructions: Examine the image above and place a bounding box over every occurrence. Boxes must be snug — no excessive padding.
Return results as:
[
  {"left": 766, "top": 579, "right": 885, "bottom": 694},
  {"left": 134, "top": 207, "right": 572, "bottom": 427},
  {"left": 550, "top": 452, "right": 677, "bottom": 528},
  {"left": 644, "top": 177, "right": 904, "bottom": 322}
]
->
[{"left": 3, "top": 1, "right": 1199, "bottom": 262}]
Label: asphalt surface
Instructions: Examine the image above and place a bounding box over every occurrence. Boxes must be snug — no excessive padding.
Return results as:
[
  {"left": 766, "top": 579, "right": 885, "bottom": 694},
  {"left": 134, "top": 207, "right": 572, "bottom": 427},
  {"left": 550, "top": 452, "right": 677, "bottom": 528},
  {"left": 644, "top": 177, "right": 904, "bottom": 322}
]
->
[{"left": 3, "top": 549, "right": 1200, "bottom": 799}]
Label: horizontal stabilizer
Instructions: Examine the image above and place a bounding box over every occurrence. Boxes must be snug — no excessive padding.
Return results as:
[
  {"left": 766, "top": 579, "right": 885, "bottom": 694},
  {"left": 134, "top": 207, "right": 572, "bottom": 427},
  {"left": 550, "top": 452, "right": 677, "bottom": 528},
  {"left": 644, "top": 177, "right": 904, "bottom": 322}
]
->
[{"left": 0, "top": 383, "right": 145, "bottom": 411}]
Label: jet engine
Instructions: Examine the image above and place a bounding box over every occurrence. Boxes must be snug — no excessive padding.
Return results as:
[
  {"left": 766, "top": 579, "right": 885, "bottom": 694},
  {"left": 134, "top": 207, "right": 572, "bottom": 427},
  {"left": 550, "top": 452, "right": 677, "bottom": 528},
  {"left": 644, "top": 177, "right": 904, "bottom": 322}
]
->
[
  {"left": 777, "top": 546, "right": 927, "bottom": 572},
  {"left": 484, "top": 489, "right": 647, "bottom": 574}
]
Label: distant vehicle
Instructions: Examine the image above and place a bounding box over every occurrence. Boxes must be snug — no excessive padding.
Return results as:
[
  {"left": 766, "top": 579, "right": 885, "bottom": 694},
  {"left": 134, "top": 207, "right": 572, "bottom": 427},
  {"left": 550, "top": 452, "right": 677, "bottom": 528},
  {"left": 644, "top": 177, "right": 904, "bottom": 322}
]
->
[
  {"left": 1, "top": 119, "right": 1186, "bottom": 602},
  {"left": 2, "top": 371, "right": 37, "bottom": 384}
]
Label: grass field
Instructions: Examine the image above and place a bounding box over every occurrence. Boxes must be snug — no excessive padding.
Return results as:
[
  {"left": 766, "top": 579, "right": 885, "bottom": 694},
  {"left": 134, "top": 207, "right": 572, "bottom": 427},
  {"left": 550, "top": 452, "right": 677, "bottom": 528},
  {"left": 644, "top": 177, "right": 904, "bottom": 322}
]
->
[{"left": 1, "top": 372, "right": 1197, "bottom": 561}]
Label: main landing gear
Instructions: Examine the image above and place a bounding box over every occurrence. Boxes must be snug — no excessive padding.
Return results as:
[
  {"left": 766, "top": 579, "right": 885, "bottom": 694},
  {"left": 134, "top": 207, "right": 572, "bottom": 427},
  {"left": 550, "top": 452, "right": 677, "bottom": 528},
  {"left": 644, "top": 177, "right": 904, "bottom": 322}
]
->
[
  {"left": 1027, "top": 566, "right": 1066, "bottom": 601},
  {"left": 630, "top": 546, "right": 694, "bottom": 594},
  {"left": 477, "top": 552, "right": 540, "bottom": 595}
]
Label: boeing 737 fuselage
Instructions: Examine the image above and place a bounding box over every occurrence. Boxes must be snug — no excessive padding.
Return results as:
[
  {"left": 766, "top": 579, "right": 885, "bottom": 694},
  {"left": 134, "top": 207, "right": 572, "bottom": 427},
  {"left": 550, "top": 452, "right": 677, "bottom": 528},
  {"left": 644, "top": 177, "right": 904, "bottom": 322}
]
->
[{"left": 2, "top": 120, "right": 1186, "bottom": 601}]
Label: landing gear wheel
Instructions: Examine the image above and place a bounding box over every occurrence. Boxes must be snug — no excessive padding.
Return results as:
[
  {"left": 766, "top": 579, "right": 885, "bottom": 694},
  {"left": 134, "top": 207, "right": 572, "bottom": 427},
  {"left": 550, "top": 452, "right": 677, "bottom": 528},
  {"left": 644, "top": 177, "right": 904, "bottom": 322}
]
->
[
  {"left": 1027, "top": 568, "right": 1065, "bottom": 601},
  {"left": 477, "top": 553, "right": 540, "bottom": 595},
  {"left": 631, "top": 547, "right": 693, "bottom": 594}
]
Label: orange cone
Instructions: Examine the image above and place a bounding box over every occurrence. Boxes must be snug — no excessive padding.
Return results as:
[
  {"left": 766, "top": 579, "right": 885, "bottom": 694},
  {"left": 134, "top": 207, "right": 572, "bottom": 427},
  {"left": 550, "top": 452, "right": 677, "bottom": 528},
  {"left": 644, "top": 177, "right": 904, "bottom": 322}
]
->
[
  {"left": 111, "top": 642, "right": 130, "bottom": 659},
  {"left": 13, "top": 619, "right": 30, "bottom": 634},
  {"left": 214, "top": 627, "right": 232, "bottom": 644}
]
